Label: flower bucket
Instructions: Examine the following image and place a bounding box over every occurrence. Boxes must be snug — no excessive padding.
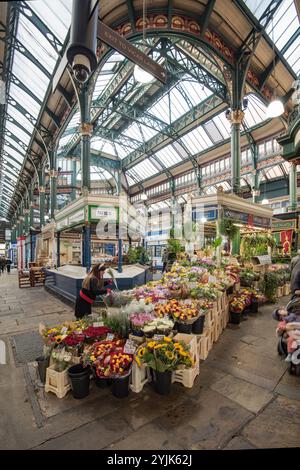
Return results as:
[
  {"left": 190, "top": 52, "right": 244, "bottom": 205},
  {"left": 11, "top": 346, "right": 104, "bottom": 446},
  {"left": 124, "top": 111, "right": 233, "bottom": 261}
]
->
[
  {"left": 153, "top": 370, "right": 172, "bottom": 395},
  {"left": 111, "top": 372, "right": 131, "bottom": 398},
  {"left": 229, "top": 311, "right": 241, "bottom": 325},
  {"left": 226, "top": 286, "right": 234, "bottom": 295},
  {"left": 192, "top": 315, "right": 205, "bottom": 334},
  {"left": 250, "top": 299, "right": 258, "bottom": 313},
  {"left": 176, "top": 322, "right": 193, "bottom": 334},
  {"left": 36, "top": 355, "right": 50, "bottom": 384},
  {"left": 94, "top": 373, "right": 111, "bottom": 388},
  {"left": 68, "top": 364, "right": 90, "bottom": 399}
]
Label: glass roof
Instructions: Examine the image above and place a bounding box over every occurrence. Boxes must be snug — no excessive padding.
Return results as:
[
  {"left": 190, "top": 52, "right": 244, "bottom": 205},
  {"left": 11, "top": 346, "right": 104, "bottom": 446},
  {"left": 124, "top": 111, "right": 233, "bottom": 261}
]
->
[
  {"left": 244, "top": 0, "right": 300, "bottom": 75},
  {"left": 0, "top": 0, "right": 73, "bottom": 216}
]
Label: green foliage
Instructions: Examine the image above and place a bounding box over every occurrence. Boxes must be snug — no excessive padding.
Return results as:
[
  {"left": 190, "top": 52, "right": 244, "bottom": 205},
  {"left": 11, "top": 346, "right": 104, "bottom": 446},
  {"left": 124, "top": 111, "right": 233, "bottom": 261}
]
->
[
  {"left": 127, "top": 246, "right": 149, "bottom": 265},
  {"left": 219, "top": 218, "right": 239, "bottom": 240},
  {"left": 103, "top": 312, "right": 130, "bottom": 338},
  {"left": 263, "top": 272, "right": 277, "bottom": 302},
  {"left": 241, "top": 233, "right": 276, "bottom": 260},
  {"left": 212, "top": 237, "right": 222, "bottom": 249},
  {"left": 167, "top": 238, "right": 183, "bottom": 254}
]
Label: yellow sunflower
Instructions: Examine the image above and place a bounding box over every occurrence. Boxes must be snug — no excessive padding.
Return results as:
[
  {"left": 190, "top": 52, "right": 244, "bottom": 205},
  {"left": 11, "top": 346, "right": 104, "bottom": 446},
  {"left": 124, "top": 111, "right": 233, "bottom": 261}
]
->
[
  {"left": 166, "top": 351, "right": 175, "bottom": 360},
  {"left": 154, "top": 344, "right": 163, "bottom": 349},
  {"left": 147, "top": 342, "right": 156, "bottom": 349},
  {"left": 163, "top": 337, "right": 172, "bottom": 342},
  {"left": 138, "top": 347, "right": 146, "bottom": 358},
  {"left": 55, "top": 335, "right": 63, "bottom": 344},
  {"left": 135, "top": 356, "right": 141, "bottom": 367}
]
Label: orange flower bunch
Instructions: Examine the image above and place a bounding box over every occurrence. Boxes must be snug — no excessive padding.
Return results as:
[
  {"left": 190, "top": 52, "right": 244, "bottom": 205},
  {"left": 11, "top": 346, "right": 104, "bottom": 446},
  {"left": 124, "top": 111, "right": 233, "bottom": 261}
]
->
[{"left": 154, "top": 299, "right": 199, "bottom": 322}]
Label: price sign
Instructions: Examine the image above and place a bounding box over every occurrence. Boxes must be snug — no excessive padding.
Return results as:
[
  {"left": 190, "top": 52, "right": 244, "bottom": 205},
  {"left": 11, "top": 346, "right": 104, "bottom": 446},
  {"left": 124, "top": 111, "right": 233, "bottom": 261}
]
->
[
  {"left": 93, "top": 322, "right": 104, "bottom": 327},
  {"left": 124, "top": 339, "right": 137, "bottom": 355},
  {"left": 153, "top": 334, "right": 165, "bottom": 341},
  {"left": 106, "top": 333, "right": 115, "bottom": 341}
]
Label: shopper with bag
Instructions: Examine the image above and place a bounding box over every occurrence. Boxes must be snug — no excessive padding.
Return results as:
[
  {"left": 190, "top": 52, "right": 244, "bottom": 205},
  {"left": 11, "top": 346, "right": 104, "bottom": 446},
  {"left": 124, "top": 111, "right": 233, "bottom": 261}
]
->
[{"left": 74, "top": 263, "right": 111, "bottom": 319}]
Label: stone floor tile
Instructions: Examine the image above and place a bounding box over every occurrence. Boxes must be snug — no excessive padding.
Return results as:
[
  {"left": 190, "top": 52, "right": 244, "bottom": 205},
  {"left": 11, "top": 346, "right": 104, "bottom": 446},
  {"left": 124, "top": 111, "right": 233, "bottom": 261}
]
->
[{"left": 210, "top": 374, "right": 274, "bottom": 413}]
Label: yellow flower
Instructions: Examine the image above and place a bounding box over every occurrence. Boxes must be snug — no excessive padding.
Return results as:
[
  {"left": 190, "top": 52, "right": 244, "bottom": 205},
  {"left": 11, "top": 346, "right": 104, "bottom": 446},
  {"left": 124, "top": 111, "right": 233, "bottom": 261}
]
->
[
  {"left": 138, "top": 347, "right": 146, "bottom": 358},
  {"left": 163, "top": 337, "right": 172, "bottom": 343},
  {"left": 166, "top": 351, "right": 175, "bottom": 360},
  {"left": 154, "top": 344, "right": 164, "bottom": 349},
  {"left": 174, "top": 343, "right": 181, "bottom": 349},
  {"left": 90, "top": 355, "right": 96, "bottom": 362},
  {"left": 55, "top": 335, "right": 63, "bottom": 344},
  {"left": 180, "top": 350, "right": 188, "bottom": 357},
  {"left": 147, "top": 342, "right": 156, "bottom": 349}
]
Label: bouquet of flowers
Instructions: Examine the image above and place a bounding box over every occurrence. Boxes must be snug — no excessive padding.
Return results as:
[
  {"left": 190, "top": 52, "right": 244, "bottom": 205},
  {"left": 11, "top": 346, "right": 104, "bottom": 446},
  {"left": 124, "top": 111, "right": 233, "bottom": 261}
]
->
[
  {"left": 142, "top": 318, "right": 174, "bottom": 337},
  {"left": 85, "top": 339, "right": 132, "bottom": 378},
  {"left": 154, "top": 299, "right": 200, "bottom": 323},
  {"left": 130, "top": 312, "right": 156, "bottom": 333},
  {"left": 229, "top": 297, "right": 245, "bottom": 313},
  {"left": 51, "top": 348, "right": 72, "bottom": 372},
  {"left": 41, "top": 319, "right": 88, "bottom": 346},
  {"left": 103, "top": 290, "right": 132, "bottom": 307},
  {"left": 135, "top": 337, "right": 193, "bottom": 371},
  {"left": 82, "top": 326, "right": 110, "bottom": 340}
]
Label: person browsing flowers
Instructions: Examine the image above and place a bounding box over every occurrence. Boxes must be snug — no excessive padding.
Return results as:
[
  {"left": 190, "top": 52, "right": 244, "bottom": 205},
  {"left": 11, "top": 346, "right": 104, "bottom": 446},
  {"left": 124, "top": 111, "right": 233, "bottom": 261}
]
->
[{"left": 75, "top": 263, "right": 111, "bottom": 319}]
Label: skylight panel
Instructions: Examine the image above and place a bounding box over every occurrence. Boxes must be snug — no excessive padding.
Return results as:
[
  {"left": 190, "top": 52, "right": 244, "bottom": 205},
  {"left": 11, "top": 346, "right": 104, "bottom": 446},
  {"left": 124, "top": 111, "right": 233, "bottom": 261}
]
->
[{"left": 28, "top": 0, "right": 72, "bottom": 43}]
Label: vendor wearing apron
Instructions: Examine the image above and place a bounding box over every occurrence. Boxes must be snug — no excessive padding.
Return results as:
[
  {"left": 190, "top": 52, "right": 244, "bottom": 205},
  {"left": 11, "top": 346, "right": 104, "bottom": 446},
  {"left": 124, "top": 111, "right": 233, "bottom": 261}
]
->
[{"left": 75, "top": 263, "right": 109, "bottom": 318}]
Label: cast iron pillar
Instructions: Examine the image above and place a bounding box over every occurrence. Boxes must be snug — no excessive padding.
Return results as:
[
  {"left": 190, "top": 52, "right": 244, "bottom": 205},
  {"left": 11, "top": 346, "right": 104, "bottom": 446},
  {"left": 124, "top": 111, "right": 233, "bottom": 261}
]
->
[
  {"left": 49, "top": 142, "right": 57, "bottom": 221},
  {"left": 79, "top": 85, "right": 92, "bottom": 193},
  {"left": 71, "top": 158, "right": 77, "bottom": 200},
  {"left": 56, "top": 231, "right": 60, "bottom": 268},
  {"left": 82, "top": 224, "right": 91, "bottom": 272},
  {"left": 289, "top": 162, "right": 298, "bottom": 211},
  {"left": 252, "top": 170, "right": 260, "bottom": 203},
  {"left": 38, "top": 166, "right": 45, "bottom": 228},
  {"left": 29, "top": 184, "right": 34, "bottom": 228},
  {"left": 229, "top": 109, "right": 244, "bottom": 194}
]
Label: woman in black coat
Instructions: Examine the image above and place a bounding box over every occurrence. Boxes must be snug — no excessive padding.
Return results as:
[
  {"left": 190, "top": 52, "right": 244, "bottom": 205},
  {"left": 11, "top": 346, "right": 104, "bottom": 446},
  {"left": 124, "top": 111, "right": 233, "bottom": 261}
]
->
[{"left": 75, "top": 263, "right": 110, "bottom": 319}]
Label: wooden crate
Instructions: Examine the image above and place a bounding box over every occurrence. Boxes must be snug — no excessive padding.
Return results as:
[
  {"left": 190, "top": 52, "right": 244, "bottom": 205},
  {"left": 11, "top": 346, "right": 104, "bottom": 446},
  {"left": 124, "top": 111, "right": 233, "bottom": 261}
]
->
[
  {"left": 213, "top": 314, "right": 222, "bottom": 342},
  {"left": 18, "top": 270, "right": 31, "bottom": 288},
  {"left": 45, "top": 365, "right": 71, "bottom": 398},
  {"left": 197, "top": 329, "right": 212, "bottom": 361},
  {"left": 30, "top": 268, "right": 46, "bottom": 287},
  {"left": 276, "top": 286, "right": 283, "bottom": 298},
  {"left": 283, "top": 284, "right": 290, "bottom": 296}
]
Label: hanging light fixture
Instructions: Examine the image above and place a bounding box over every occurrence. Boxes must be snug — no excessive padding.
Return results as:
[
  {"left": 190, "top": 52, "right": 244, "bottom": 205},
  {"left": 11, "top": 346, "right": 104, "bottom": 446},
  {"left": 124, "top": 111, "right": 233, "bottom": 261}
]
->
[
  {"left": 266, "top": 15, "right": 284, "bottom": 119},
  {"left": 133, "top": 0, "right": 154, "bottom": 84},
  {"left": 140, "top": 192, "right": 148, "bottom": 201},
  {"left": 200, "top": 216, "right": 207, "bottom": 223},
  {"left": 261, "top": 198, "right": 269, "bottom": 205}
]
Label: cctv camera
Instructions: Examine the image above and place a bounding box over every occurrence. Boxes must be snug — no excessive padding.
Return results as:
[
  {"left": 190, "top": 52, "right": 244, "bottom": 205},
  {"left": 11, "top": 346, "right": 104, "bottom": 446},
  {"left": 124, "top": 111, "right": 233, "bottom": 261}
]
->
[{"left": 72, "top": 54, "right": 91, "bottom": 83}]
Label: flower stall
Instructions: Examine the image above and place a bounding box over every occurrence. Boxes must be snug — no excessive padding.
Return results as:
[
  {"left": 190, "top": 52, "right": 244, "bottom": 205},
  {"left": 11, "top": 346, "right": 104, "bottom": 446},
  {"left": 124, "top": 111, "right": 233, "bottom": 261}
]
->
[{"left": 38, "top": 254, "right": 290, "bottom": 400}]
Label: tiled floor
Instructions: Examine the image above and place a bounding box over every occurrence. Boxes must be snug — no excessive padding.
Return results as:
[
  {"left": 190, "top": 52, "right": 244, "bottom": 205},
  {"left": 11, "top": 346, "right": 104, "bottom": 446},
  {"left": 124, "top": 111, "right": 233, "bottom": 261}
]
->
[{"left": 0, "top": 270, "right": 299, "bottom": 450}]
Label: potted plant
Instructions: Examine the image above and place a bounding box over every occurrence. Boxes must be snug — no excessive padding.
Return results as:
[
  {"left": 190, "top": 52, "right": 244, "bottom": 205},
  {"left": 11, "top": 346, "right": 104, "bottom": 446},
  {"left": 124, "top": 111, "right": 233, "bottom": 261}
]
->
[
  {"left": 219, "top": 218, "right": 239, "bottom": 254},
  {"left": 135, "top": 337, "right": 193, "bottom": 395}
]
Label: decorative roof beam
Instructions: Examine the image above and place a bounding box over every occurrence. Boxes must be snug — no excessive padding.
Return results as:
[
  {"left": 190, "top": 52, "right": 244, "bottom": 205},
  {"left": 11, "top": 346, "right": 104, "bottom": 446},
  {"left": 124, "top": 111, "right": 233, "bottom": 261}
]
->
[
  {"left": 123, "top": 94, "right": 225, "bottom": 169},
  {"left": 126, "top": 0, "right": 136, "bottom": 32},
  {"left": 199, "top": 0, "right": 216, "bottom": 38}
]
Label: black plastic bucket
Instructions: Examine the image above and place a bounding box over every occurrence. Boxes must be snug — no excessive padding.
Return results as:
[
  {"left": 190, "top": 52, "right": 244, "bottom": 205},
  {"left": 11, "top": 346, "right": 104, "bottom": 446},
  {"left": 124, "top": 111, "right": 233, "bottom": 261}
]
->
[
  {"left": 153, "top": 370, "right": 172, "bottom": 395},
  {"left": 94, "top": 374, "right": 110, "bottom": 388},
  {"left": 176, "top": 322, "right": 193, "bottom": 334},
  {"left": 111, "top": 373, "right": 131, "bottom": 398},
  {"left": 229, "top": 311, "right": 241, "bottom": 325},
  {"left": 250, "top": 299, "right": 258, "bottom": 313},
  {"left": 192, "top": 315, "right": 205, "bottom": 334},
  {"left": 68, "top": 364, "right": 90, "bottom": 399},
  {"left": 36, "top": 356, "right": 50, "bottom": 384}
]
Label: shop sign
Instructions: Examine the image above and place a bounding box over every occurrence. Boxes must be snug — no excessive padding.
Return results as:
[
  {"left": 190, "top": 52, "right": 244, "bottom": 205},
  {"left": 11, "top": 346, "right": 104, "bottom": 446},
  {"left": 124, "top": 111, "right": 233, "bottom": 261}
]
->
[
  {"left": 272, "top": 220, "right": 296, "bottom": 230},
  {"left": 92, "top": 206, "right": 117, "bottom": 220},
  {"left": 56, "top": 218, "right": 68, "bottom": 231},
  {"left": 224, "top": 208, "right": 248, "bottom": 223},
  {"left": 255, "top": 255, "right": 272, "bottom": 265},
  {"left": 68, "top": 209, "right": 84, "bottom": 226}
]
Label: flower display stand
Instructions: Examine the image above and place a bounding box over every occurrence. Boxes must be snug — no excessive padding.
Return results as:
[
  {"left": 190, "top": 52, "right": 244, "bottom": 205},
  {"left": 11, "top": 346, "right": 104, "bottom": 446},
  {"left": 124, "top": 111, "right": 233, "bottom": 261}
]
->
[
  {"left": 173, "top": 333, "right": 198, "bottom": 365},
  {"left": 211, "top": 302, "right": 218, "bottom": 316},
  {"left": 276, "top": 286, "right": 283, "bottom": 298},
  {"left": 221, "top": 292, "right": 228, "bottom": 311},
  {"left": 130, "top": 362, "right": 151, "bottom": 393},
  {"left": 283, "top": 284, "right": 290, "bottom": 296},
  {"left": 197, "top": 329, "right": 212, "bottom": 360},
  {"left": 213, "top": 314, "right": 222, "bottom": 342},
  {"left": 172, "top": 361, "right": 199, "bottom": 388},
  {"left": 45, "top": 365, "right": 71, "bottom": 398}
]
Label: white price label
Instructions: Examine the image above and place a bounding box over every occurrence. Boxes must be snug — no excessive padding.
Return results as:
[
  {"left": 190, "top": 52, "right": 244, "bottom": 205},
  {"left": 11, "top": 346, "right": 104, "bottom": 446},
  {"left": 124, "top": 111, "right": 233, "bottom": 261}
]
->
[
  {"left": 153, "top": 334, "right": 165, "bottom": 341},
  {"left": 124, "top": 339, "right": 137, "bottom": 355},
  {"left": 106, "top": 333, "right": 115, "bottom": 341},
  {"left": 93, "top": 322, "right": 104, "bottom": 327}
]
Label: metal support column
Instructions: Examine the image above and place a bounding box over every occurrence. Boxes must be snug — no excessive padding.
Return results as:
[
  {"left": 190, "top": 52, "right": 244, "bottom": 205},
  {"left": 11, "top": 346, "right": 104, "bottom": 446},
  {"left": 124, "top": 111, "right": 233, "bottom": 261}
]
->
[
  {"left": 38, "top": 166, "right": 45, "bottom": 227},
  {"left": 252, "top": 170, "right": 260, "bottom": 203},
  {"left": 79, "top": 85, "right": 92, "bottom": 193},
  {"left": 71, "top": 158, "right": 77, "bottom": 200},
  {"left": 56, "top": 231, "right": 60, "bottom": 268},
  {"left": 230, "top": 109, "right": 244, "bottom": 194},
  {"left": 29, "top": 184, "right": 34, "bottom": 228},
  {"left": 289, "top": 163, "right": 297, "bottom": 211},
  {"left": 49, "top": 143, "right": 57, "bottom": 220},
  {"left": 82, "top": 224, "right": 91, "bottom": 272}
]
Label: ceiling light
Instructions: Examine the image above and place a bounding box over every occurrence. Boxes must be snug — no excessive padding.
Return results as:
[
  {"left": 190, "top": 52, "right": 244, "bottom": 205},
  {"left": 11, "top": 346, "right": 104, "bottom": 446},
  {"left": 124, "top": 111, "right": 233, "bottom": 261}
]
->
[
  {"left": 134, "top": 65, "right": 154, "bottom": 84},
  {"left": 140, "top": 192, "right": 148, "bottom": 201},
  {"left": 261, "top": 198, "right": 269, "bottom": 205},
  {"left": 200, "top": 216, "right": 207, "bottom": 223},
  {"left": 266, "top": 99, "right": 284, "bottom": 118}
]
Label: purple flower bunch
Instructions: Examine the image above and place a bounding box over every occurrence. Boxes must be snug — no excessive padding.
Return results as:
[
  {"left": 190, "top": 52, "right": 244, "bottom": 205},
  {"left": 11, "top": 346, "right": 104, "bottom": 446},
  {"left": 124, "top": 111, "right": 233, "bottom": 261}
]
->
[{"left": 130, "top": 312, "right": 155, "bottom": 329}]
